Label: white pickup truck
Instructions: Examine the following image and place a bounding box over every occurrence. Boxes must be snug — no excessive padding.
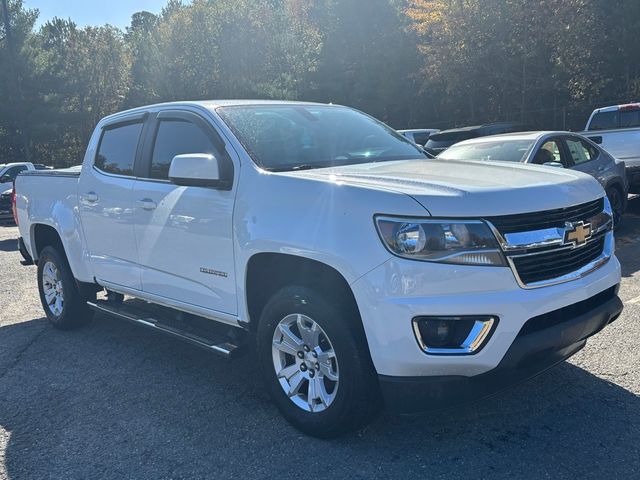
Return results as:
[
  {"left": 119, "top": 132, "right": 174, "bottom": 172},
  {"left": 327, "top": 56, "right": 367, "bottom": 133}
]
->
[
  {"left": 582, "top": 102, "right": 640, "bottom": 193},
  {"left": 15, "top": 100, "right": 623, "bottom": 437}
]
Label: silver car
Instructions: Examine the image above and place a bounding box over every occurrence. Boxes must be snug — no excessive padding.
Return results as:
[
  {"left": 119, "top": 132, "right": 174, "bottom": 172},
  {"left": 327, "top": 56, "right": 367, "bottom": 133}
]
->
[{"left": 438, "top": 131, "right": 629, "bottom": 226}]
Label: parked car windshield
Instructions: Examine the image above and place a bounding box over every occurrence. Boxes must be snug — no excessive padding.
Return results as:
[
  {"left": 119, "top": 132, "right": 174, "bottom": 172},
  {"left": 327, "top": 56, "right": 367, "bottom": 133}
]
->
[
  {"left": 217, "top": 105, "right": 426, "bottom": 171},
  {"left": 438, "top": 139, "right": 535, "bottom": 162}
]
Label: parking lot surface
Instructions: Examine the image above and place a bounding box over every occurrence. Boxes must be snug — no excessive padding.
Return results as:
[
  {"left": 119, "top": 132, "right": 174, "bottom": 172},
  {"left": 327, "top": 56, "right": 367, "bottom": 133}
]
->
[{"left": 1, "top": 198, "right": 639, "bottom": 479}]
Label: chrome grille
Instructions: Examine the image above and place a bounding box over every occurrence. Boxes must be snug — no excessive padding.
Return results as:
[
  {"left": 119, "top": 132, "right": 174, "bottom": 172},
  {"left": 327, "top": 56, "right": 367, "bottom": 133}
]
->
[
  {"left": 510, "top": 236, "right": 605, "bottom": 285},
  {"left": 486, "top": 198, "right": 611, "bottom": 288}
]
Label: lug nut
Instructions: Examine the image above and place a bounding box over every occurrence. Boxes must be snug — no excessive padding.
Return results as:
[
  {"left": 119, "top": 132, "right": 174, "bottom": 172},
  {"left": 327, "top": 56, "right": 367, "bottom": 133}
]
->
[
  {"left": 315, "top": 362, "right": 320, "bottom": 369},
  {"left": 300, "top": 364, "right": 307, "bottom": 371},
  {"left": 297, "top": 351, "right": 304, "bottom": 359},
  {"left": 309, "top": 370, "right": 315, "bottom": 378},
  {"left": 303, "top": 345, "right": 310, "bottom": 352},
  {"left": 311, "top": 351, "right": 318, "bottom": 358}
]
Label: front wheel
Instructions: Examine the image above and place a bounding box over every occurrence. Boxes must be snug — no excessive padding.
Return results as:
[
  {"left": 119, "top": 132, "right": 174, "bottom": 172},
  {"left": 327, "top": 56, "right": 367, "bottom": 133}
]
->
[
  {"left": 37, "top": 246, "right": 94, "bottom": 330},
  {"left": 257, "top": 286, "right": 380, "bottom": 437}
]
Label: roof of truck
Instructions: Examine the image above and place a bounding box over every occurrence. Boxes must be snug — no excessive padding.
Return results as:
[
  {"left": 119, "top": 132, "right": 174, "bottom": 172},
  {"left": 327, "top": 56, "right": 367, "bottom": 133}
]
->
[{"left": 102, "top": 100, "right": 334, "bottom": 123}]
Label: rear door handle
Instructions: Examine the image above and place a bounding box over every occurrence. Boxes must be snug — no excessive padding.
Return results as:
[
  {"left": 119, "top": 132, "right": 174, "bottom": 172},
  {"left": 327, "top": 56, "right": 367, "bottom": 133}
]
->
[
  {"left": 81, "top": 192, "right": 98, "bottom": 203},
  {"left": 136, "top": 198, "right": 157, "bottom": 211}
]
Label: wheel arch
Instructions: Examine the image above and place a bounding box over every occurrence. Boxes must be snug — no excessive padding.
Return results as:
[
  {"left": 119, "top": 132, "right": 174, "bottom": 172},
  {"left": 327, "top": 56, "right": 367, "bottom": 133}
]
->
[
  {"left": 31, "top": 223, "right": 66, "bottom": 262},
  {"left": 245, "top": 252, "right": 362, "bottom": 332}
]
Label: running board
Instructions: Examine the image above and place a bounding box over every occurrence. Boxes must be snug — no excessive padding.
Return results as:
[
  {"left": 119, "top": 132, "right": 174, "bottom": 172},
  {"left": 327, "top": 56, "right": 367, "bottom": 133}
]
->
[{"left": 87, "top": 299, "right": 245, "bottom": 359}]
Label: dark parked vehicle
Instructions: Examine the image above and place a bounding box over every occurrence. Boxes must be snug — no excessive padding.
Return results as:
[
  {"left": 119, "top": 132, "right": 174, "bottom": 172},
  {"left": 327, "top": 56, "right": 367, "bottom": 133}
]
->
[
  {"left": 424, "top": 123, "right": 531, "bottom": 156},
  {"left": 0, "top": 187, "right": 12, "bottom": 222}
]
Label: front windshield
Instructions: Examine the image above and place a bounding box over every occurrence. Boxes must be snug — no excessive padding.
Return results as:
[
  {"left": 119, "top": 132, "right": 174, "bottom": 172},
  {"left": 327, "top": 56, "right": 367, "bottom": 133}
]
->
[
  {"left": 438, "top": 139, "right": 535, "bottom": 162},
  {"left": 217, "top": 105, "right": 426, "bottom": 171}
]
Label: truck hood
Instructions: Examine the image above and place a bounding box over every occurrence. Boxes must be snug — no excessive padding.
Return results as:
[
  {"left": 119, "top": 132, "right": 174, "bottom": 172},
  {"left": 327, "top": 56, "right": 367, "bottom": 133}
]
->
[{"left": 293, "top": 159, "right": 604, "bottom": 217}]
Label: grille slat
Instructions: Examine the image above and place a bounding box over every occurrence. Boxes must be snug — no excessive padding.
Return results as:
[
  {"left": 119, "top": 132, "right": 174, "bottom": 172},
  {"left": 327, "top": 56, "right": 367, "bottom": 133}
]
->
[
  {"left": 512, "top": 238, "right": 605, "bottom": 284},
  {"left": 487, "top": 198, "right": 604, "bottom": 235},
  {"left": 488, "top": 198, "right": 608, "bottom": 286}
]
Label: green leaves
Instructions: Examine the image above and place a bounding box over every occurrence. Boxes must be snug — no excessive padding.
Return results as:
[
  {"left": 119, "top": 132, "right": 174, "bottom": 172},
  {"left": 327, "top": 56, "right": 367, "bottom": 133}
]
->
[{"left": 1, "top": 0, "right": 639, "bottom": 166}]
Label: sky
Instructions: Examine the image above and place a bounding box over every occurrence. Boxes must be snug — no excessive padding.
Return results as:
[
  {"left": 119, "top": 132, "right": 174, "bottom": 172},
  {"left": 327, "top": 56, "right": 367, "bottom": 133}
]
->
[{"left": 26, "top": 0, "right": 170, "bottom": 30}]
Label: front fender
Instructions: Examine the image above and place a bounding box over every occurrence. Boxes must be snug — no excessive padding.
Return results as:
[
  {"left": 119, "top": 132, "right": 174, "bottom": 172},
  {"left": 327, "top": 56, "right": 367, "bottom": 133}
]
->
[{"left": 233, "top": 170, "right": 428, "bottom": 322}]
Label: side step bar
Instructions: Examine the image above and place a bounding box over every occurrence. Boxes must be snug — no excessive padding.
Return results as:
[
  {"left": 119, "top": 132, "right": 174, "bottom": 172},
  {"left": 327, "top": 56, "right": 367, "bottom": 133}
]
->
[{"left": 87, "top": 300, "right": 245, "bottom": 359}]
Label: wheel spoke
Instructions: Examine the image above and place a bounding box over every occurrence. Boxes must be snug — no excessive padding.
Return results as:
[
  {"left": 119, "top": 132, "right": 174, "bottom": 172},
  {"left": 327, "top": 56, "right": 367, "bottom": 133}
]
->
[
  {"left": 277, "top": 363, "right": 300, "bottom": 381},
  {"left": 287, "top": 371, "right": 306, "bottom": 397},
  {"left": 297, "top": 314, "right": 320, "bottom": 347},
  {"left": 317, "top": 379, "right": 332, "bottom": 407},
  {"left": 44, "top": 290, "right": 56, "bottom": 304},
  {"left": 307, "top": 376, "right": 318, "bottom": 411},
  {"left": 273, "top": 323, "right": 303, "bottom": 356},
  {"left": 317, "top": 349, "right": 338, "bottom": 381}
]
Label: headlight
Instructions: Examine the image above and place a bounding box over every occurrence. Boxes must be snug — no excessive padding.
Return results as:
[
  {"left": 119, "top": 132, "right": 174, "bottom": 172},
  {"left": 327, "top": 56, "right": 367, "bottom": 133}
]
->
[{"left": 375, "top": 217, "right": 506, "bottom": 266}]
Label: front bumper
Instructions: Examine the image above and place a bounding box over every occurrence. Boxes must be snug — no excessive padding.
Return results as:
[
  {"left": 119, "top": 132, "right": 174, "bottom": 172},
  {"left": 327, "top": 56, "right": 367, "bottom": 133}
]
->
[
  {"left": 378, "top": 285, "right": 622, "bottom": 413},
  {"left": 351, "top": 243, "right": 621, "bottom": 378}
]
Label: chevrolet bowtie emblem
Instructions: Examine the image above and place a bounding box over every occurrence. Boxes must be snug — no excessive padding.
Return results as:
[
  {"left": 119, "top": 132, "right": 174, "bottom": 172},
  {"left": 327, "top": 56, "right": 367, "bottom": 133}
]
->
[{"left": 564, "top": 221, "right": 592, "bottom": 247}]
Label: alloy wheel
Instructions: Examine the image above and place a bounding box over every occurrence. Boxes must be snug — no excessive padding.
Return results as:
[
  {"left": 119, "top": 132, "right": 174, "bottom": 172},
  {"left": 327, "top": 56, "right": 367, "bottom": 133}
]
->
[{"left": 271, "top": 313, "right": 339, "bottom": 413}]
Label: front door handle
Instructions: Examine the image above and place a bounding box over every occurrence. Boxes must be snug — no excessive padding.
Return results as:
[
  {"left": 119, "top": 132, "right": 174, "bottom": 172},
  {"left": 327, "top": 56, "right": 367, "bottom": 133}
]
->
[
  {"left": 136, "top": 198, "right": 157, "bottom": 211},
  {"left": 81, "top": 191, "right": 98, "bottom": 203}
]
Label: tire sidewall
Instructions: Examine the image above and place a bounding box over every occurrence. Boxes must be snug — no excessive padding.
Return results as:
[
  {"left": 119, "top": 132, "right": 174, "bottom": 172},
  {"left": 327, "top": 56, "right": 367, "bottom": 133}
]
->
[
  {"left": 37, "top": 246, "right": 90, "bottom": 329},
  {"left": 257, "top": 286, "right": 376, "bottom": 437}
]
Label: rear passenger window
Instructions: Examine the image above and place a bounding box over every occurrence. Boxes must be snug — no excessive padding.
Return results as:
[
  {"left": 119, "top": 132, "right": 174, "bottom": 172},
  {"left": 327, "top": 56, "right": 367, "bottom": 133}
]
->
[
  {"left": 95, "top": 122, "right": 143, "bottom": 176},
  {"left": 150, "top": 120, "right": 217, "bottom": 180},
  {"left": 588, "top": 112, "right": 618, "bottom": 131},
  {"left": 620, "top": 110, "right": 640, "bottom": 128},
  {"left": 566, "top": 138, "right": 597, "bottom": 165}
]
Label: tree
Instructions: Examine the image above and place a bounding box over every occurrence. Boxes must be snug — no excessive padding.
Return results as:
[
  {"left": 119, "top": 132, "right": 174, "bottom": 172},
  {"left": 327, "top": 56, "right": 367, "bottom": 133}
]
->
[{"left": 0, "top": 0, "right": 37, "bottom": 160}]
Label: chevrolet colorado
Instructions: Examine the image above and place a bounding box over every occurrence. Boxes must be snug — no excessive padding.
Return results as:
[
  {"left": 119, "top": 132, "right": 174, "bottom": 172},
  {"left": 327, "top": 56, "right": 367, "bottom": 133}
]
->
[{"left": 15, "top": 101, "right": 623, "bottom": 437}]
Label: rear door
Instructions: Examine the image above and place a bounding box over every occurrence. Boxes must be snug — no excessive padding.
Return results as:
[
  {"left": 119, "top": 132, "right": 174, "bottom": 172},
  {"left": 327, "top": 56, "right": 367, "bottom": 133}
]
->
[
  {"left": 131, "top": 109, "right": 238, "bottom": 315},
  {"left": 562, "top": 136, "right": 610, "bottom": 188},
  {"left": 78, "top": 114, "right": 146, "bottom": 290}
]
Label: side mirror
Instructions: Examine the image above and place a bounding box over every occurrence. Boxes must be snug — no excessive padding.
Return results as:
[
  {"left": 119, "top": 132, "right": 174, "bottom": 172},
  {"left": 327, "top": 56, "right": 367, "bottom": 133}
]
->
[
  {"left": 543, "top": 161, "right": 564, "bottom": 168},
  {"left": 0, "top": 175, "right": 11, "bottom": 183},
  {"left": 169, "top": 153, "right": 229, "bottom": 188}
]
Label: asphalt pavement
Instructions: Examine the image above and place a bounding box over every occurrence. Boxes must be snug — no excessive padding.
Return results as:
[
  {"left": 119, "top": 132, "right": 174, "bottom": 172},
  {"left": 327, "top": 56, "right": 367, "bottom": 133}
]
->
[{"left": 1, "top": 198, "right": 639, "bottom": 479}]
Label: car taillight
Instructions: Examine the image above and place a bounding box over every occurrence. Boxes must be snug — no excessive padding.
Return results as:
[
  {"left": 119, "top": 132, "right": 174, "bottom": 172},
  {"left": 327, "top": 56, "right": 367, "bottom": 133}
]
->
[{"left": 11, "top": 183, "right": 18, "bottom": 225}]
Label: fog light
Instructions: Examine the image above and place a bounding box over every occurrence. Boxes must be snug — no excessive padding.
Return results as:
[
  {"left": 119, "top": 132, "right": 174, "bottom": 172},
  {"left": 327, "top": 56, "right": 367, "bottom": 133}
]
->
[
  {"left": 412, "top": 316, "right": 498, "bottom": 355},
  {"left": 424, "top": 320, "right": 453, "bottom": 347}
]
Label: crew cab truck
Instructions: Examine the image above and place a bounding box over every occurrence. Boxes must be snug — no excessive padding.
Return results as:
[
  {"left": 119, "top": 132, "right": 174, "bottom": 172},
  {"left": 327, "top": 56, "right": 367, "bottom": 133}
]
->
[
  {"left": 16, "top": 101, "right": 623, "bottom": 437},
  {"left": 582, "top": 102, "right": 640, "bottom": 193}
]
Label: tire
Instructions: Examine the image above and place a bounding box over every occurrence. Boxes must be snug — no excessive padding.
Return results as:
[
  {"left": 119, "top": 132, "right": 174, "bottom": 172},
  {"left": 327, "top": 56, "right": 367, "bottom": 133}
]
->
[
  {"left": 37, "top": 246, "right": 94, "bottom": 330},
  {"left": 606, "top": 186, "right": 625, "bottom": 229},
  {"left": 257, "top": 285, "right": 380, "bottom": 438}
]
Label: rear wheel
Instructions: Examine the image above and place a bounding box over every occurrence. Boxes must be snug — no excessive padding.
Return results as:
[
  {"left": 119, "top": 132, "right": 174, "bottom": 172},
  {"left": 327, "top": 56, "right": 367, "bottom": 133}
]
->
[
  {"left": 606, "top": 186, "right": 625, "bottom": 229},
  {"left": 37, "top": 246, "right": 94, "bottom": 330},
  {"left": 257, "top": 286, "right": 380, "bottom": 437}
]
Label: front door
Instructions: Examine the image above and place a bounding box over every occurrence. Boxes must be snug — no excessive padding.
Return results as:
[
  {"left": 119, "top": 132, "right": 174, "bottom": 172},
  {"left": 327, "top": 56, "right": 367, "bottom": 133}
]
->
[
  {"left": 78, "top": 117, "right": 145, "bottom": 290},
  {"left": 132, "top": 110, "right": 237, "bottom": 315}
]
